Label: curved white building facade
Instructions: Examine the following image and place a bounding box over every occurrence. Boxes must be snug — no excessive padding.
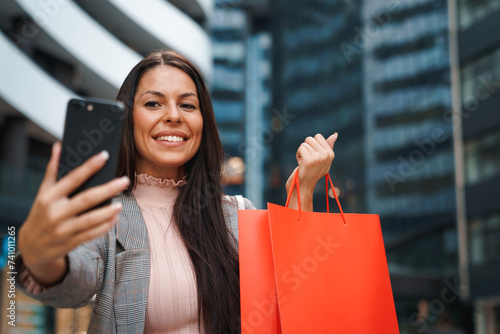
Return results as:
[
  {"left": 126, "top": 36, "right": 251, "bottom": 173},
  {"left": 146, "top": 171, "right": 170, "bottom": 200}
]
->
[{"left": 0, "top": 0, "right": 213, "bottom": 139}]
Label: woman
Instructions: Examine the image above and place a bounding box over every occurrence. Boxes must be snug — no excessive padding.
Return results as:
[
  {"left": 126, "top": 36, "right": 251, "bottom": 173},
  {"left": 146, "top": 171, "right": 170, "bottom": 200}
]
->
[{"left": 16, "top": 50, "right": 337, "bottom": 333}]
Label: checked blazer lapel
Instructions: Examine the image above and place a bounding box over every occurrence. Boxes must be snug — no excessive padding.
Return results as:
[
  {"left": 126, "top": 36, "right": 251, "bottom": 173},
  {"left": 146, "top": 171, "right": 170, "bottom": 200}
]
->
[
  {"left": 114, "top": 192, "right": 151, "bottom": 334},
  {"left": 116, "top": 192, "right": 150, "bottom": 250}
]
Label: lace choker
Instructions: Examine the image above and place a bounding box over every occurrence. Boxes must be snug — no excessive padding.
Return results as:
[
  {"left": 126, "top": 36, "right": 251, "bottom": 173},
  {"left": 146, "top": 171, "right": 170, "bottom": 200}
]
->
[{"left": 135, "top": 173, "right": 187, "bottom": 188}]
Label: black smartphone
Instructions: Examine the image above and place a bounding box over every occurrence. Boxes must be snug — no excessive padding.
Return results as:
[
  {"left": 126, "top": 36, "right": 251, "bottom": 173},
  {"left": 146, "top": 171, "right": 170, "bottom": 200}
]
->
[{"left": 58, "top": 98, "right": 124, "bottom": 208}]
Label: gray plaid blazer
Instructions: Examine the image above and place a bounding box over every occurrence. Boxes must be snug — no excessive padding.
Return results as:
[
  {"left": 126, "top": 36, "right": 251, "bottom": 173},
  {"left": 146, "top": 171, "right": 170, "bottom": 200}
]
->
[{"left": 16, "top": 192, "right": 255, "bottom": 334}]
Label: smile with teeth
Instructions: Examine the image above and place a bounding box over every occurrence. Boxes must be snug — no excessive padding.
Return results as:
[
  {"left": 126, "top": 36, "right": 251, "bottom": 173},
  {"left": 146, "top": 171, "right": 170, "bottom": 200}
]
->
[{"left": 154, "top": 135, "right": 186, "bottom": 142}]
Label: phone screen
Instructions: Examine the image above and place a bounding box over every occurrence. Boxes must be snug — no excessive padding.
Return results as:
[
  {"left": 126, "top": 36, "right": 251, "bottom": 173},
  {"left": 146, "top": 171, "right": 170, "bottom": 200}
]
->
[{"left": 58, "top": 98, "right": 124, "bottom": 206}]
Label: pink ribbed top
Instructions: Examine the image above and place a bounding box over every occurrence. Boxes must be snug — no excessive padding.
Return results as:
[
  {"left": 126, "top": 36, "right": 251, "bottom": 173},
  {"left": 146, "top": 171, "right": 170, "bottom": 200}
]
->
[{"left": 133, "top": 173, "right": 203, "bottom": 334}]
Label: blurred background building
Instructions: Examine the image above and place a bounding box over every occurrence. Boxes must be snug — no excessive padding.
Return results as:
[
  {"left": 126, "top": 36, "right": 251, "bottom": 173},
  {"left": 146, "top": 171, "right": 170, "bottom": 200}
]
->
[
  {"left": 1, "top": 0, "right": 499, "bottom": 333},
  {"left": 458, "top": 0, "right": 500, "bottom": 331},
  {"left": 268, "top": 0, "right": 366, "bottom": 216},
  {"left": 210, "top": 2, "right": 248, "bottom": 195}
]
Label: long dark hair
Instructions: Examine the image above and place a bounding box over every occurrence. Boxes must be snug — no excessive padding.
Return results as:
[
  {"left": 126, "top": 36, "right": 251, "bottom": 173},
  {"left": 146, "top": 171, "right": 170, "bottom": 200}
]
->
[{"left": 116, "top": 50, "right": 240, "bottom": 333}]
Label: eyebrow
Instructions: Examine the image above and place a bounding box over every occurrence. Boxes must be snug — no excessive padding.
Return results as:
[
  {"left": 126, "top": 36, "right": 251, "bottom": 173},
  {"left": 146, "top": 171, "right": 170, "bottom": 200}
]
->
[{"left": 140, "top": 90, "right": 198, "bottom": 99}]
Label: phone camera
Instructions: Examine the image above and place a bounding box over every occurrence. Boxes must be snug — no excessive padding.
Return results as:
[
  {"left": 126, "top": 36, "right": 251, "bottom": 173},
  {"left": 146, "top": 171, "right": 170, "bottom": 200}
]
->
[{"left": 87, "top": 104, "right": 94, "bottom": 112}]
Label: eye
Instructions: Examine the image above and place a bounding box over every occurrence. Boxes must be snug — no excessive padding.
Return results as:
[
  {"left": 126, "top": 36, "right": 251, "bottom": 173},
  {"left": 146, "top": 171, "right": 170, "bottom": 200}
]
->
[
  {"left": 180, "top": 104, "right": 196, "bottom": 110},
  {"left": 145, "top": 101, "right": 160, "bottom": 108}
]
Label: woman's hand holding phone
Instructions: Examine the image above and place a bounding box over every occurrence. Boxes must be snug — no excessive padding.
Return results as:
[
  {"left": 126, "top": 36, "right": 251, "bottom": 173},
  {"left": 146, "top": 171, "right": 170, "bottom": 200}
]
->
[{"left": 18, "top": 142, "right": 130, "bottom": 287}]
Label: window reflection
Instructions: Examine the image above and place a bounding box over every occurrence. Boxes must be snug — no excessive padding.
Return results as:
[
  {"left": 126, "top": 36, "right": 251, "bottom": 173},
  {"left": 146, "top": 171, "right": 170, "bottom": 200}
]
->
[
  {"left": 459, "top": 0, "right": 500, "bottom": 30},
  {"left": 469, "top": 211, "right": 500, "bottom": 265},
  {"left": 461, "top": 45, "right": 500, "bottom": 101},
  {"left": 464, "top": 129, "right": 500, "bottom": 185}
]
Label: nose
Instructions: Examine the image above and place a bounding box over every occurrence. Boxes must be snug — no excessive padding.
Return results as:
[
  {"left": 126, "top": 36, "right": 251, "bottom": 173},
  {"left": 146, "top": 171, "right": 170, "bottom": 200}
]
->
[{"left": 162, "top": 103, "right": 182, "bottom": 124}]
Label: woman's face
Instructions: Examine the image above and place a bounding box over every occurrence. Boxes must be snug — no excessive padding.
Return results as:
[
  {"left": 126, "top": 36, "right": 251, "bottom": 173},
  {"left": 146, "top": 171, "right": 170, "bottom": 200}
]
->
[{"left": 133, "top": 65, "right": 203, "bottom": 180}]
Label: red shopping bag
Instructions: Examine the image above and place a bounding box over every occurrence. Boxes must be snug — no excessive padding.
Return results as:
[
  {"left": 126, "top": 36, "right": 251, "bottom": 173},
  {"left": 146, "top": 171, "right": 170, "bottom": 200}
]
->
[
  {"left": 268, "top": 170, "right": 399, "bottom": 333},
  {"left": 239, "top": 170, "right": 399, "bottom": 333},
  {"left": 239, "top": 210, "right": 282, "bottom": 334}
]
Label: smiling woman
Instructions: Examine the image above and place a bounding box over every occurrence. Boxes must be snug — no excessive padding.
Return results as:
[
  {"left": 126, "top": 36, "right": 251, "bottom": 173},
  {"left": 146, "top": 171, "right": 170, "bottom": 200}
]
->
[{"left": 15, "top": 50, "right": 338, "bottom": 334}]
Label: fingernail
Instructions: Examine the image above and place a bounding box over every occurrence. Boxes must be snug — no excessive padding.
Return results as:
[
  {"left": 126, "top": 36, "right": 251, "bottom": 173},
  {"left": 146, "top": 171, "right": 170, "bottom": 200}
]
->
[
  {"left": 116, "top": 176, "right": 130, "bottom": 187},
  {"left": 52, "top": 142, "right": 61, "bottom": 154},
  {"left": 93, "top": 150, "right": 109, "bottom": 165},
  {"left": 113, "top": 202, "right": 123, "bottom": 211},
  {"left": 334, "top": 132, "right": 338, "bottom": 138},
  {"left": 100, "top": 150, "right": 110, "bottom": 161}
]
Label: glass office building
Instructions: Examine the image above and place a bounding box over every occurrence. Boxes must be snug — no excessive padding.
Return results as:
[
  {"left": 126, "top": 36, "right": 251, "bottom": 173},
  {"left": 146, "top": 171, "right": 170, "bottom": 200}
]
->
[
  {"left": 362, "top": 0, "right": 466, "bottom": 329},
  {"left": 362, "top": 0, "right": 457, "bottom": 273},
  {"left": 458, "top": 1, "right": 500, "bottom": 331},
  {"left": 269, "top": 0, "right": 366, "bottom": 214},
  {"left": 210, "top": 0, "right": 272, "bottom": 203},
  {"left": 245, "top": 30, "right": 272, "bottom": 209},
  {"left": 210, "top": 4, "right": 248, "bottom": 195},
  {"left": 270, "top": 0, "right": 457, "bottom": 269},
  {"left": 269, "top": 0, "right": 474, "bottom": 330}
]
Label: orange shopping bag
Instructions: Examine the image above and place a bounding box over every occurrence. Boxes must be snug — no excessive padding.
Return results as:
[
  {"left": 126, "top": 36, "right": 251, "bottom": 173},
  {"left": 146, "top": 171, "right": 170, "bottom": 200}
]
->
[
  {"left": 239, "top": 209, "right": 282, "bottom": 334},
  {"left": 239, "top": 170, "right": 399, "bottom": 333}
]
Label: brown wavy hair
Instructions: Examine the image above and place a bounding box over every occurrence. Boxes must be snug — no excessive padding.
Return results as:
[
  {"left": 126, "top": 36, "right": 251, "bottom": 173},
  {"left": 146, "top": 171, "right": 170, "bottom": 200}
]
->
[{"left": 116, "top": 50, "right": 240, "bottom": 333}]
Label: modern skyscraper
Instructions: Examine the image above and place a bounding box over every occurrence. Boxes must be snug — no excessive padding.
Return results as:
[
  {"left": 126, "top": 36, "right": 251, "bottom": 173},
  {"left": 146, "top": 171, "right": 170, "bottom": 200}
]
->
[
  {"left": 362, "top": 0, "right": 457, "bottom": 272},
  {"left": 268, "top": 0, "right": 475, "bottom": 330},
  {"left": 457, "top": 1, "right": 500, "bottom": 331},
  {"left": 269, "top": 0, "right": 366, "bottom": 214},
  {"left": 210, "top": 0, "right": 272, "bottom": 206},
  {"left": 210, "top": 3, "right": 248, "bottom": 196}
]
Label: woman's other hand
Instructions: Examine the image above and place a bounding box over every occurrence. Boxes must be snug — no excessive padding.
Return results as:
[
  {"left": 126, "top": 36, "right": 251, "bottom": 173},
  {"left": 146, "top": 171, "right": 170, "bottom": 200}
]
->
[
  {"left": 285, "top": 133, "right": 337, "bottom": 211},
  {"left": 18, "top": 142, "right": 130, "bottom": 286}
]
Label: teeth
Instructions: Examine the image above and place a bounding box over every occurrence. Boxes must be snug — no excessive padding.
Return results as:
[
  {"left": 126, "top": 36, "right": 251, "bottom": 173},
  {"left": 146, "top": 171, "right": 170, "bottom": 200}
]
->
[{"left": 155, "top": 135, "right": 185, "bottom": 142}]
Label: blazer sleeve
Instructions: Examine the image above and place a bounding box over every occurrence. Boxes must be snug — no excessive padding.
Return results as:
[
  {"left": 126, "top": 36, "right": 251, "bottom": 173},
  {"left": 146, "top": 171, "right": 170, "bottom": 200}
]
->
[
  {"left": 14, "top": 230, "right": 110, "bottom": 309},
  {"left": 222, "top": 195, "right": 256, "bottom": 242}
]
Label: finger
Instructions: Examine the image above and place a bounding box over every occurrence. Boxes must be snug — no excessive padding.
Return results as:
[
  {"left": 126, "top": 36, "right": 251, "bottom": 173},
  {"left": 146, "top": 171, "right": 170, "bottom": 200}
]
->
[
  {"left": 63, "top": 216, "right": 118, "bottom": 251},
  {"left": 53, "top": 150, "right": 110, "bottom": 197},
  {"left": 39, "top": 142, "right": 62, "bottom": 193},
  {"left": 314, "top": 133, "right": 335, "bottom": 153},
  {"left": 297, "top": 142, "right": 313, "bottom": 162},
  {"left": 326, "top": 133, "right": 338, "bottom": 150},
  {"left": 304, "top": 135, "right": 326, "bottom": 154},
  {"left": 58, "top": 202, "right": 122, "bottom": 239},
  {"left": 65, "top": 176, "right": 130, "bottom": 216}
]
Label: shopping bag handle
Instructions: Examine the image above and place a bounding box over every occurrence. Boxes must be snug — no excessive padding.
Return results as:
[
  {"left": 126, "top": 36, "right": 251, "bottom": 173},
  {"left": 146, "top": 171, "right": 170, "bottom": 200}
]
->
[{"left": 285, "top": 168, "right": 347, "bottom": 224}]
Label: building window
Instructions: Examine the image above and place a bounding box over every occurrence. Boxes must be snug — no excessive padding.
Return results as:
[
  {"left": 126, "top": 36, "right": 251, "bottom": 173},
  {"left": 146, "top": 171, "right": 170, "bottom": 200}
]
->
[
  {"left": 469, "top": 211, "right": 500, "bottom": 265},
  {"left": 459, "top": 0, "right": 500, "bottom": 30},
  {"left": 461, "top": 45, "right": 500, "bottom": 103},
  {"left": 464, "top": 128, "right": 500, "bottom": 185}
]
